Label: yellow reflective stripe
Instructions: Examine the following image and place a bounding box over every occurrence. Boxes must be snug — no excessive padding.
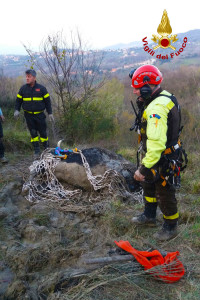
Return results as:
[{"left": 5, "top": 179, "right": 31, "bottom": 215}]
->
[
  {"left": 17, "top": 94, "right": 23, "bottom": 99},
  {"left": 145, "top": 196, "right": 157, "bottom": 203},
  {"left": 24, "top": 110, "right": 43, "bottom": 114},
  {"left": 166, "top": 100, "right": 175, "bottom": 110},
  {"left": 31, "top": 136, "right": 39, "bottom": 142},
  {"left": 163, "top": 212, "right": 179, "bottom": 220},
  {"left": 142, "top": 110, "right": 147, "bottom": 120},
  {"left": 23, "top": 98, "right": 32, "bottom": 101},
  {"left": 33, "top": 97, "right": 43, "bottom": 101},
  {"left": 40, "top": 137, "right": 48, "bottom": 142},
  {"left": 44, "top": 93, "right": 49, "bottom": 99}
]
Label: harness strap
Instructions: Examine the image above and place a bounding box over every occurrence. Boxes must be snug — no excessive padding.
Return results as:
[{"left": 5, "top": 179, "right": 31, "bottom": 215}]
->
[{"left": 163, "top": 139, "right": 181, "bottom": 155}]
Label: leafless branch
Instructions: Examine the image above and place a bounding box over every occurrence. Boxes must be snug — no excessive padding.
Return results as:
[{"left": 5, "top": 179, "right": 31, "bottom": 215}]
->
[{"left": 23, "top": 31, "right": 105, "bottom": 115}]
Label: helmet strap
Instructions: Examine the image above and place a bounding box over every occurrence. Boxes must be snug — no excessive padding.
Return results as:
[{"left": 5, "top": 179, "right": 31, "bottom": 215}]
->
[
  {"left": 151, "top": 85, "right": 160, "bottom": 95},
  {"left": 136, "top": 97, "right": 145, "bottom": 110}
]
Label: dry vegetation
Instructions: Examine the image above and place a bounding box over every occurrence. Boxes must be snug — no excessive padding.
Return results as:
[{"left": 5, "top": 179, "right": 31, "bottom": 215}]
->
[
  {"left": 0, "top": 66, "right": 200, "bottom": 299},
  {"left": 45, "top": 152, "right": 200, "bottom": 300},
  {"left": 0, "top": 151, "right": 199, "bottom": 299}
]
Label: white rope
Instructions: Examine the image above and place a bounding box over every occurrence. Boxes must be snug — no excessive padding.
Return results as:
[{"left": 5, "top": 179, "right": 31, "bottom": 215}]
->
[{"left": 23, "top": 150, "right": 82, "bottom": 203}]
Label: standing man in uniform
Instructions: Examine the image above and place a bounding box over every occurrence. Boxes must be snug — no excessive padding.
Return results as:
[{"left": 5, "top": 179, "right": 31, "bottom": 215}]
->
[
  {"left": 129, "top": 65, "right": 182, "bottom": 241},
  {"left": 14, "top": 70, "right": 54, "bottom": 157},
  {"left": 0, "top": 107, "right": 8, "bottom": 163}
]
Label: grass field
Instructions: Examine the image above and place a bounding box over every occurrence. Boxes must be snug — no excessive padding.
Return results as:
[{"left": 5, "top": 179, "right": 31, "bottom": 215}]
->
[
  {"left": 0, "top": 138, "right": 200, "bottom": 299},
  {"left": 60, "top": 149, "right": 200, "bottom": 300}
]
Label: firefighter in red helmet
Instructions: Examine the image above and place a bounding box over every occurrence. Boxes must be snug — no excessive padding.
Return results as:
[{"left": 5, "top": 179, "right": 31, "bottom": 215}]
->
[{"left": 129, "top": 65, "right": 186, "bottom": 241}]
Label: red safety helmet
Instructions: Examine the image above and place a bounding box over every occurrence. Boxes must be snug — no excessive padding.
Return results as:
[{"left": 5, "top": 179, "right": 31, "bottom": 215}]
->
[{"left": 132, "top": 65, "right": 163, "bottom": 89}]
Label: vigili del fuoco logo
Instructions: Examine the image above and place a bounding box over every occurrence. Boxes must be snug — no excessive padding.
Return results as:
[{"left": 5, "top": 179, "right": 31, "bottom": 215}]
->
[{"left": 142, "top": 9, "right": 188, "bottom": 60}]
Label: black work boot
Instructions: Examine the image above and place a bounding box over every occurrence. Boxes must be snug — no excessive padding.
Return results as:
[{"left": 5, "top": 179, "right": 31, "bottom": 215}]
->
[
  {"left": 131, "top": 203, "right": 157, "bottom": 226},
  {"left": 0, "top": 140, "right": 8, "bottom": 164},
  {"left": 32, "top": 142, "right": 40, "bottom": 160},
  {"left": 0, "top": 157, "right": 8, "bottom": 163},
  {"left": 131, "top": 213, "right": 157, "bottom": 226},
  {"left": 42, "top": 140, "right": 49, "bottom": 150},
  {"left": 153, "top": 222, "right": 178, "bottom": 241}
]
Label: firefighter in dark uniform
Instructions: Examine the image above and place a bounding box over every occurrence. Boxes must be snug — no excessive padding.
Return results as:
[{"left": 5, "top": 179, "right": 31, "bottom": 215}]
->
[
  {"left": 130, "top": 65, "right": 183, "bottom": 241},
  {"left": 14, "top": 69, "right": 54, "bottom": 157}
]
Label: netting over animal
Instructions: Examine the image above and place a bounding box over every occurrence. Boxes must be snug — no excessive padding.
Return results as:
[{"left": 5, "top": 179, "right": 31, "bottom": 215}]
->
[{"left": 23, "top": 149, "right": 143, "bottom": 213}]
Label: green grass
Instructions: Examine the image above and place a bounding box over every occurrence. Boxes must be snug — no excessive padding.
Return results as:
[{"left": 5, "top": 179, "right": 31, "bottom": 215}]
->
[
  {"left": 73, "top": 148, "right": 200, "bottom": 300},
  {"left": 34, "top": 214, "right": 51, "bottom": 226},
  {"left": 192, "top": 197, "right": 200, "bottom": 205},
  {"left": 181, "top": 152, "right": 200, "bottom": 194},
  {"left": 15, "top": 212, "right": 50, "bottom": 227},
  {"left": 117, "top": 147, "right": 137, "bottom": 164},
  {"left": 4, "top": 127, "right": 32, "bottom": 152},
  {"left": 0, "top": 142, "right": 200, "bottom": 299}
]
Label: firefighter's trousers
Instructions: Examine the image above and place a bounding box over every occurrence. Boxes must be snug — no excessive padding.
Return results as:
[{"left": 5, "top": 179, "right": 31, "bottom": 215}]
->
[
  {"left": 141, "top": 177, "right": 179, "bottom": 225},
  {"left": 24, "top": 112, "right": 48, "bottom": 143}
]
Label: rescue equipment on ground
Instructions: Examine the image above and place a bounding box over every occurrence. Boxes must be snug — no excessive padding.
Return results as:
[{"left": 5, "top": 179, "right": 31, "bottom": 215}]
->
[
  {"left": 115, "top": 240, "right": 185, "bottom": 283},
  {"left": 53, "top": 140, "right": 79, "bottom": 159}
]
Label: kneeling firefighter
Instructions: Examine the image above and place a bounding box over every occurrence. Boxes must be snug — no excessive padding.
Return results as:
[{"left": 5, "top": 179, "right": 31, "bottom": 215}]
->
[{"left": 129, "top": 65, "right": 187, "bottom": 241}]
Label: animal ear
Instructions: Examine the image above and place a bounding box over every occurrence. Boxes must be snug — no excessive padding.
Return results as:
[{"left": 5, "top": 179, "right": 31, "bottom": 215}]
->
[{"left": 57, "top": 139, "right": 64, "bottom": 148}]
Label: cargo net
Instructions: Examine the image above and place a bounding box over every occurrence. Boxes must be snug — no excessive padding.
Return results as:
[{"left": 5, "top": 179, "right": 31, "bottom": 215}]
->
[{"left": 22, "top": 149, "right": 143, "bottom": 213}]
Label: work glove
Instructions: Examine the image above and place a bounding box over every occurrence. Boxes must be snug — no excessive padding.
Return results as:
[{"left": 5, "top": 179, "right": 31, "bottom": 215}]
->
[
  {"left": 14, "top": 110, "right": 20, "bottom": 119},
  {"left": 49, "top": 114, "right": 54, "bottom": 122}
]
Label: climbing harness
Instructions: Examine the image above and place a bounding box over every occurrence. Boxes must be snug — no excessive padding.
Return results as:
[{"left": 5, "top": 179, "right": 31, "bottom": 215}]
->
[
  {"left": 158, "top": 141, "right": 188, "bottom": 188},
  {"left": 148, "top": 141, "right": 188, "bottom": 188}
]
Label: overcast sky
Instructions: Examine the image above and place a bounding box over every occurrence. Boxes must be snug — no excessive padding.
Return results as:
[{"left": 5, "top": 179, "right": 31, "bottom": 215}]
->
[{"left": 0, "top": 0, "right": 199, "bottom": 54}]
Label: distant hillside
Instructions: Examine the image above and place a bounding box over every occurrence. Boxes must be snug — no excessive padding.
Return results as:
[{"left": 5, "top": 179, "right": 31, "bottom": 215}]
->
[
  {"left": 0, "top": 29, "right": 200, "bottom": 78},
  {"left": 177, "top": 29, "right": 200, "bottom": 42},
  {"left": 104, "top": 40, "right": 144, "bottom": 50},
  {"left": 104, "top": 29, "right": 200, "bottom": 49}
]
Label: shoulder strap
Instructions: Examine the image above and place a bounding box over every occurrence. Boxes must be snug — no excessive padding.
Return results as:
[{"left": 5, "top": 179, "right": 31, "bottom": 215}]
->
[
  {"left": 160, "top": 93, "right": 182, "bottom": 132},
  {"left": 160, "top": 93, "right": 180, "bottom": 112}
]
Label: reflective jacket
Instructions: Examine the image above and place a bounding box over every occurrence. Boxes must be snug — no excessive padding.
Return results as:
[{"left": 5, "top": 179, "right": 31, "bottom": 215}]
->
[
  {"left": 15, "top": 82, "right": 52, "bottom": 114},
  {"left": 139, "top": 89, "right": 180, "bottom": 174}
]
